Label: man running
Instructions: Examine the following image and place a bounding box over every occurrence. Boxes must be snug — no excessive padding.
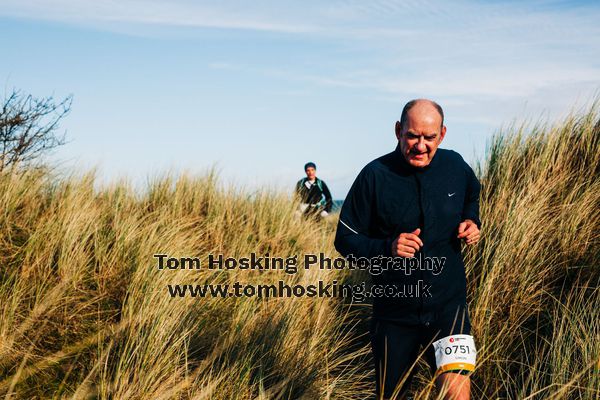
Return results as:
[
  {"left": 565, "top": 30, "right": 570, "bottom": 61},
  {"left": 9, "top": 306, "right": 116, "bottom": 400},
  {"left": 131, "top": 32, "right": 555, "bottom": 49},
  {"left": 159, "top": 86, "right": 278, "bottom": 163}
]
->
[
  {"left": 295, "top": 162, "right": 333, "bottom": 218},
  {"left": 334, "top": 99, "right": 481, "bottom": 400}
]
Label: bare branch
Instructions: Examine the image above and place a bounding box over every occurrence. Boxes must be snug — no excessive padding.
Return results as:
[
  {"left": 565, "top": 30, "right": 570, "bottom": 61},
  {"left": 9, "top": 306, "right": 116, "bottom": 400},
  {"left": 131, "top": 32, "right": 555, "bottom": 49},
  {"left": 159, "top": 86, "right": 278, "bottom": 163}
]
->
[{"left": 0, "top": 89, "right": 72, "bottom": 171}]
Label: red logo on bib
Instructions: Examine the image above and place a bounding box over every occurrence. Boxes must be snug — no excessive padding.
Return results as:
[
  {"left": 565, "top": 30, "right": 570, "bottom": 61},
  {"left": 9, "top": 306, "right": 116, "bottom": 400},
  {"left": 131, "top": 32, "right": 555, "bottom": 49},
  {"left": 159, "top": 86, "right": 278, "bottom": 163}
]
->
[{"left": 449, "top": 338, "right": 454, "bottom": 343}]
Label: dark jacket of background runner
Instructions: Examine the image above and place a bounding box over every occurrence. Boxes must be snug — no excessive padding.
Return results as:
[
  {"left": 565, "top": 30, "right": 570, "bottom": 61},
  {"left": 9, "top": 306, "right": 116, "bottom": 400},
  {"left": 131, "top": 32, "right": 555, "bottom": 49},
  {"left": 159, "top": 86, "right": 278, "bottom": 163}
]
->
[
  {"left": 295, "top": 177, "right": 333, "bottom": 213},
  {"left": 334, "top": 144, "right": 481, "bottom": 325}
]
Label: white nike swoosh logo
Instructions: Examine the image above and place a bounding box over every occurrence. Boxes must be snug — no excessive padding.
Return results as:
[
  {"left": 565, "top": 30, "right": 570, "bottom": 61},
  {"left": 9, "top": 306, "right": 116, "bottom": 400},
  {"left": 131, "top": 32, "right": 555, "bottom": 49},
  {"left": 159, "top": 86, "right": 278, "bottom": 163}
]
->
[{"left": 448, "top": 192, "right": 456, "bottom": 197}]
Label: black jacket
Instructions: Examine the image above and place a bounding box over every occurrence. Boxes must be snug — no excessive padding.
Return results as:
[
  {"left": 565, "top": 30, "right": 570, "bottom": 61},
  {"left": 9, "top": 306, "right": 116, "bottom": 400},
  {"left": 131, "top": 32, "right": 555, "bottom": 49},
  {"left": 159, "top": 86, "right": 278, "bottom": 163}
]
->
[
  {"left": 334, "top": 144, "right": 481, "bottom": 324},
  {"left": 295, "top": 177, "right": 333, "bottom": 213}
]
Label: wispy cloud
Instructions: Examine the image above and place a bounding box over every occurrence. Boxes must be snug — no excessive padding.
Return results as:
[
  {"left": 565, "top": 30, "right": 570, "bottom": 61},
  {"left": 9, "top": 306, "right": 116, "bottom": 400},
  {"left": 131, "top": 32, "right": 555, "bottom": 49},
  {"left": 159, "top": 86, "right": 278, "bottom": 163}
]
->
[
  {"left": 1, "top": 0, "right": 319, "bottom": 33},
  {"left": 3, "top": 0, "right": 599, "bottom": 134}
]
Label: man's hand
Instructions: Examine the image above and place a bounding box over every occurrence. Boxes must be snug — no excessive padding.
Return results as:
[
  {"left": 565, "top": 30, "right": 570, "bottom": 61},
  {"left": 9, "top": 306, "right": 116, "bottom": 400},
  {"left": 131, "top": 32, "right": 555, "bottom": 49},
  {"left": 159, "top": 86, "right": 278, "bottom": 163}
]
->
[
  {"left": 457, "top": 219, "right": 480, "bottom": 245},
  {"left": 391, "top": 228, "right": 423, "bottom": 257}
]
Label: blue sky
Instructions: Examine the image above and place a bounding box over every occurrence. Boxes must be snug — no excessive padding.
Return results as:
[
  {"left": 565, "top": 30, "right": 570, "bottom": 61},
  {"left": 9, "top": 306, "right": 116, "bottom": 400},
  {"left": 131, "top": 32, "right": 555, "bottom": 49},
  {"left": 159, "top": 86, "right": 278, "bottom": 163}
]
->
[{"left": 1, "top": 1, "right": 599, "bottom": 198}]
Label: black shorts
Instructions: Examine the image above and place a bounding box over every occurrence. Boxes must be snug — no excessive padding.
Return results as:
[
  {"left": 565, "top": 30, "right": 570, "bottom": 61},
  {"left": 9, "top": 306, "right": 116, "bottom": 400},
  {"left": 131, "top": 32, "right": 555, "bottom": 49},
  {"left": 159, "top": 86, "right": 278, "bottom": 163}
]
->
[{"left": 369, "top": 304, "right": 472, "bottom": 399}]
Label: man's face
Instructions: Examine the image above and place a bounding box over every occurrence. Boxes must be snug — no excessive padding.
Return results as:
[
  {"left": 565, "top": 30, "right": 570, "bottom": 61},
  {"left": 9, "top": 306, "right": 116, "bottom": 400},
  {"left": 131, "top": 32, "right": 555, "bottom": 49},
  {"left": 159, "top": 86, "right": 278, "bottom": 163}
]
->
[
  {"left": 305, "top": 167, "right": 316, "bottom": 180},
  {"left": 395, "top": 103, "right": 446, "bottom": 168}
]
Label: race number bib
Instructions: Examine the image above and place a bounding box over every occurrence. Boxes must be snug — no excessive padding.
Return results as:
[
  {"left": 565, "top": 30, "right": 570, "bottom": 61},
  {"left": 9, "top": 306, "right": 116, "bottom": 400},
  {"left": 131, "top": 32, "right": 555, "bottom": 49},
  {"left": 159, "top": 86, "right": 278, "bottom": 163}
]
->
[{"left": 432, "top": 334, "right": 477, "bottom": 376}]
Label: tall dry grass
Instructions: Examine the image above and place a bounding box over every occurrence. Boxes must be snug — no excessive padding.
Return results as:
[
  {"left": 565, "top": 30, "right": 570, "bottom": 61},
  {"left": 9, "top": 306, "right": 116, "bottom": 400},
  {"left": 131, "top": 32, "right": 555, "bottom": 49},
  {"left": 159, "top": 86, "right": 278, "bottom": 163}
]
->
[
  {"left": 0, "top": 167, "right": 371, "bottom": 399},
  {"left": 460, "top": 104, "right": 599, "bottom": 400},
  {"left": 0, "top": 104, "right": 598, "bottom": 399}
]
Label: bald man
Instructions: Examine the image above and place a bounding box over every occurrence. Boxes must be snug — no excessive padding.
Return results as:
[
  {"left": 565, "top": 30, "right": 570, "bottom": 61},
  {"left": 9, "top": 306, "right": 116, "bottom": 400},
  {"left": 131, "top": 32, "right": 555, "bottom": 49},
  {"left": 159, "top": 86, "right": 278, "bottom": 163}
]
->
[{"left": 335, "top": 99, "right": 481, "bottom": 399}]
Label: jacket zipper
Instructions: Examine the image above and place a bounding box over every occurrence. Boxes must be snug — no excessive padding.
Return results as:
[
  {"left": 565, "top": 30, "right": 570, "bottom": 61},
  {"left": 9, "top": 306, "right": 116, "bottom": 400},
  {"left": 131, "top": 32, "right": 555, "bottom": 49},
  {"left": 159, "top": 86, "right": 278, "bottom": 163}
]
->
[{"left": 414, "top": 173, "right": 426, "bottom": 319}]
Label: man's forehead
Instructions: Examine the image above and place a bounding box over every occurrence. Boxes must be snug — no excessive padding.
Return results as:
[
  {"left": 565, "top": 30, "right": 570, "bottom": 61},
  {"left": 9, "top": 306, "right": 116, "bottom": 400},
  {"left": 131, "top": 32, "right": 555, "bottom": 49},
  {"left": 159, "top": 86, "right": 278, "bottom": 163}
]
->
[
  {"left": 405, "top": 112, "right": 441, "bottom": 128},
  {"left": 405, "top": 111, "right": 440, "bottom": 130}
]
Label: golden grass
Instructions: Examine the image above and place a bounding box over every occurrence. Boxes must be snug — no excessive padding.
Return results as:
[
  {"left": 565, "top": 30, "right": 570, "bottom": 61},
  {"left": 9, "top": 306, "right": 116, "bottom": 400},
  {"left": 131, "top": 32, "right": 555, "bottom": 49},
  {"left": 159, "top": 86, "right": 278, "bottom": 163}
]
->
[{"left": 0, "top": 104, "right": 598, "bottom": 399}]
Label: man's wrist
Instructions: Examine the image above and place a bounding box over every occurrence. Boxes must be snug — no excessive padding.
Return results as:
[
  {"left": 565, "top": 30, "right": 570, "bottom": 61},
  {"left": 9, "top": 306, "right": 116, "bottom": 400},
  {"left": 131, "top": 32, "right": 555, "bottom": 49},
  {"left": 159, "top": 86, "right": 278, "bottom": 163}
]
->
[
  {"left": 462, "top": 215, "right": 481, "bottom": 229},
  {"left": 385, "top": 237, "right": 395, "bottom": 257}
]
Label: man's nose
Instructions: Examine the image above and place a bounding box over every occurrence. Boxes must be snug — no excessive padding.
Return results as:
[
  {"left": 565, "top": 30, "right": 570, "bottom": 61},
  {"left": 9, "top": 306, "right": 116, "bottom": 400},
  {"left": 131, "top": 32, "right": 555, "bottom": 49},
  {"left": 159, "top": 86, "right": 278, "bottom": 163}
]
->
[{"left": 416, "top": 136, "right": 427, "bottom": 151}]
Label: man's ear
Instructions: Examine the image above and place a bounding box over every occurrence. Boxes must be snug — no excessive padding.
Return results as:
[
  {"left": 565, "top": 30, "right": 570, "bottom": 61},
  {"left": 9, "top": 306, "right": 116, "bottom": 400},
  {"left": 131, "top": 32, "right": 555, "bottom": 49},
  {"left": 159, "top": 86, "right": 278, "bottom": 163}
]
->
[
  {"left": 439, "top": 125, "right": 447, "bottom": 143},
  {"left": 395, "top": 121, "right": 402, "bottom": 140}
]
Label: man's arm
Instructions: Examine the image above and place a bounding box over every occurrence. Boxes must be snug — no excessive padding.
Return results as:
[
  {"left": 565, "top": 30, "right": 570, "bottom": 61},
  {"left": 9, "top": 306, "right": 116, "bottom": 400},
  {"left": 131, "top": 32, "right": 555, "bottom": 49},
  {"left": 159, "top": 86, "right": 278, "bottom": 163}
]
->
[
  {"left": 457, "top": 160, "right": 482, "bottom": 245},
  {"left": 461, "top": 163, "right": 482, "bottom": 229},
  {"left": 334, "top": 168, "right": 394, "bottom": 258},
  {"left": 321, "top": 180, "right": 333, "bottom": 213}
]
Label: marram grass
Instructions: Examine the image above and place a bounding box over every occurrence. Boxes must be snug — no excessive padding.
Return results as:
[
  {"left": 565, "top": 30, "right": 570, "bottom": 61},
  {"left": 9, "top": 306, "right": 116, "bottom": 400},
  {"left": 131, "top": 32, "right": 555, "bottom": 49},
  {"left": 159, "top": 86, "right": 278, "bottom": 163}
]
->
[{"left": 0, "top": 105, "right": 598, "bottom": 399}]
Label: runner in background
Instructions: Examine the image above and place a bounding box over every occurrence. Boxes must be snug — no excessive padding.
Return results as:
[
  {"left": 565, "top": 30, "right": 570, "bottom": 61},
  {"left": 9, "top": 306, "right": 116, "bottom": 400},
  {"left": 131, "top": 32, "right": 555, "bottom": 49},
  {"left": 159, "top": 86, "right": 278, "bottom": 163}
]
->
[{"left": 295, "top": 162, "right": 333, "bottom": 219}]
